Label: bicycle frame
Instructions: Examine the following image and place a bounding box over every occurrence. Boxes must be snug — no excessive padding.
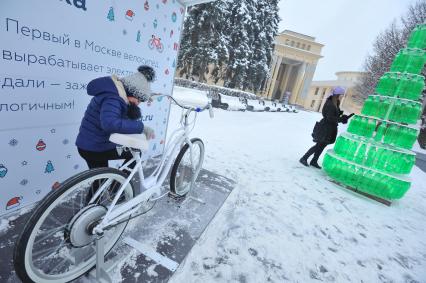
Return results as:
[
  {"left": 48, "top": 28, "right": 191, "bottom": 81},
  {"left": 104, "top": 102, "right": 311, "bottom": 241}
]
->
[{"left": 92, "top": 108, "right": 200, "bottom": 233}]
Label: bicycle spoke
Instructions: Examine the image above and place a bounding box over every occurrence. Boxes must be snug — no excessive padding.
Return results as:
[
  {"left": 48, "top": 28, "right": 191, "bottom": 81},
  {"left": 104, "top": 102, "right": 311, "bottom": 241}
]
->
[
  {"left": 47, "top": 257, "right": 70, "bottom": 275},
  {"left": 18, "top": 169, "right": 134, "bottom": 282},
  {"left": 47, "top": 213, "right": 67, "bottom": 228},
  {"left": 32, "top": 239, "right": 66, "bottom": 258},
  {"left": 35, "top": 225, "right": 67, "bottom": 245}
]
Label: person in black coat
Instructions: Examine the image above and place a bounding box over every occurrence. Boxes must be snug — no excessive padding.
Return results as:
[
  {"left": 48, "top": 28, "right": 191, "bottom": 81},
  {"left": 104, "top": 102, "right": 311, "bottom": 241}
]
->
[{"left": 300, "top": 86, "right": 352, "bottom": 169}]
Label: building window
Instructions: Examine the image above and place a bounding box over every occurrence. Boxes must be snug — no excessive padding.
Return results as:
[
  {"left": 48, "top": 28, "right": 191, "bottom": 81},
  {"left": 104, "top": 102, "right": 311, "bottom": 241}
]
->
[
  {"left": 314, "top": 87, "right": 319, "bottom": 95},
  {"left": 302, "top": 43, "right": 306, "bottom": 49},
  {"left": 291, "top": 41, "right": 295, "bottom": 47},
  {"left": 296, "top": 42, "right": 300, "bottom": 48},
  {"left": 285, "top": 39, "right": 290, "bottom": 45},
  {"left": 322, "top": 88, "right": 327, "bottom": 96},
  {"left": 311, "top": 100, "right": 315, "bottom": 108},
  {"left": 307, "top": 45, "right": 311, "bottom": 51}
]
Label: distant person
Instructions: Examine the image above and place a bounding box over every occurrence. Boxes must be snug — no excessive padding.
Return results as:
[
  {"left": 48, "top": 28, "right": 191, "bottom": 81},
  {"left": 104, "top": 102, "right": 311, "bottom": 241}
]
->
[
  {"left": 76, "top": 65, "right": 156, "bottom": 169},
  {"left": 299, "top": 86, "right": 353, "bottom": 169}
]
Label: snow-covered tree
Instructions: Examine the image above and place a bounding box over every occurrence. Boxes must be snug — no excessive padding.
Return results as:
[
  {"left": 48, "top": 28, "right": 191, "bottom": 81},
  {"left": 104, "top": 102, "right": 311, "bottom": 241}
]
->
[
  {"left": 246, "top": 0, "right": 279, "bottom": 92},
  {"left": 177, "top": 2, "right": 230, "bottom": 83},
  {"left": 177, "top": 0, "right": 279, "bottom": 92},
  {"left": 355, "top": 0, "right": 426, "bottom": 148}
]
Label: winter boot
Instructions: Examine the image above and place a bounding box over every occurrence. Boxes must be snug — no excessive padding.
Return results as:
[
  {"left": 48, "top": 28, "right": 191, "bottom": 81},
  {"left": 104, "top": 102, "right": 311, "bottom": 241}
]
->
[
  {"left": 299, "top": 157, "right": 309, "bottom": 167},
  {"left": 310, "top": 161, "right": 322, "bottom": 169}
]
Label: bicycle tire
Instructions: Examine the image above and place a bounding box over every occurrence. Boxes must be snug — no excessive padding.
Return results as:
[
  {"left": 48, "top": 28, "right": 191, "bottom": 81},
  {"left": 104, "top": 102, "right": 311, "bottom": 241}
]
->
[
  {"left": 158, "top": 43, "right": 164, "bottom": 53},
  {"left": 14, "top": 167, "right": 135, "bottom": 283},
  {"left": 148, "top": 39, "right": 155, "bottom": 49},
  {"left": 170, "top": 138, "right": 204, "bottom": 197}
]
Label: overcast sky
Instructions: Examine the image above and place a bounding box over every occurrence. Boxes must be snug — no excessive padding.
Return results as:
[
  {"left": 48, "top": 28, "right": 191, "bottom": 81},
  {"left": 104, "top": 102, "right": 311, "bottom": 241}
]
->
[{"left": 277, "top": 0, "right": 418, "bottom": 81}]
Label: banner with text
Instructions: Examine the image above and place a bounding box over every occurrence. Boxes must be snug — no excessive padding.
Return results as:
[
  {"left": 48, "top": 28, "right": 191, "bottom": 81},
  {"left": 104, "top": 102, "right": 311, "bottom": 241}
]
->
[{"left": 0, "top": 0, "right": 185, "bottom": 215}]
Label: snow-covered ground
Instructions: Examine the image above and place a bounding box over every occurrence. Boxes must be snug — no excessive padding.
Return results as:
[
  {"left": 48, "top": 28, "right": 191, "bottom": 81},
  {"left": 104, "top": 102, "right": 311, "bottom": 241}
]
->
[
  {"left": 167, "top": 88, "right": 426, "bottom": 282},
  {"left": 413, "top": 140, "right": 426, "bottom": 154}
]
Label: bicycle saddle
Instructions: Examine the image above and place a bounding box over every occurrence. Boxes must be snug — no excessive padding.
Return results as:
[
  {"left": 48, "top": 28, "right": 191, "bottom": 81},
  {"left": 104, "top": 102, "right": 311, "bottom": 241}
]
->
[{"left": 109, "top": 133, "right": 149, "bottom": 150}]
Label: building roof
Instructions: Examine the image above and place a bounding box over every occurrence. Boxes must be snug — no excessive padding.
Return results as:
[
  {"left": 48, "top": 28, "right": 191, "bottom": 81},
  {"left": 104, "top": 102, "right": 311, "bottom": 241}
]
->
[
  {"left": 335, "top": 71, "right": 368, "bottom": 76},
  {"left": 310, "top": 80, "right": 354, "bottom": 88},
  {"left": 280, "top": 30, "right": 316, "bottom": 41}
]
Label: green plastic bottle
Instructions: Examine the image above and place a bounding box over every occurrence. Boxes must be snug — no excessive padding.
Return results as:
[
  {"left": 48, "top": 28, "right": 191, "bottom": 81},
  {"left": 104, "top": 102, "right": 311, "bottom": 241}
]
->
[
  {"left": 382, "top": 97, "right": 391, "bottom": 119},
  {"left": 390, "top": 48, "right": 426, "bottom": 75},
  {"left": 408, "top": 24, "right": 426, "bottom": 49},
  {"left": 362, "top": 97, "right": 372, "bottom": 116},
  {"left": 383, "top": 123, "right": 396, "bottom": 146},
  {"left": 374, "top": 122, "right": 386, "bottom": 142},
  {"left": 408, "top": 128, "right": 419, "bottom": 149},
  {"left": 366, "top": 145, "right": 378, "bottom": 168}
]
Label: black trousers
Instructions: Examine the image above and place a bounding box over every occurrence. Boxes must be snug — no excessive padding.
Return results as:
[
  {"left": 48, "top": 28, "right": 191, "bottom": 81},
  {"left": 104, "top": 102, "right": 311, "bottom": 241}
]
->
[
  {"left": 302, "top": 143, "right": 328, "bottom": 163},
  {"left": 78, "top": 148, "right": 134, "bottom": 169}
]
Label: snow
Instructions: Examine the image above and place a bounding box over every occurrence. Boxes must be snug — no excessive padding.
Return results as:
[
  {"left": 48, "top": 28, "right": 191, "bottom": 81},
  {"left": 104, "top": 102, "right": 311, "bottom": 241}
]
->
[
  {"left": 0, "top": 204, "right": 33, "bottom": 235},
  {"left": 413, "top": 141, "right": 426, "bottom": 154},
  {"left": 167, "top": 87, "right": 426, "bottom": 282}
]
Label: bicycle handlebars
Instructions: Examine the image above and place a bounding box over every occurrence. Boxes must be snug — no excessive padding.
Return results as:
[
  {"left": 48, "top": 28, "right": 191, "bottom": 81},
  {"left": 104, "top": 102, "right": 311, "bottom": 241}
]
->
[{"left": 147, "top": 93, "right": 214, "bottom": 118}]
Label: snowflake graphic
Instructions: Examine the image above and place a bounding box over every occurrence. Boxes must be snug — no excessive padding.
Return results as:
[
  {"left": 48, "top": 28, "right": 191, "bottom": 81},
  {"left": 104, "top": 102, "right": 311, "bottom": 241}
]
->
[
  {"left": 35, "top": 190, "right": 41, "bottom": 195},
  {"left": 21, "top": 161, "right": 28, "bottom": 166},
  {"left": 66, "top": 154, "right": 71, "bottom": 159},
  {"left": 50, "top": 128, "right": 56, "bottom": 134},
  {"left": 63, "top": 139, "right": 69, "bottom": 145},
  {"left": 9, "top": 139, "right": 18, "bottom": 146},
  {"left": 122, "top": 29, "right": 127, "bottom": 35},
  {"left": 20, "top": 179, "right": 28, "bottom": 186},
  {"left": 73, "top": 164, "right": 79, "bottom": 170}
]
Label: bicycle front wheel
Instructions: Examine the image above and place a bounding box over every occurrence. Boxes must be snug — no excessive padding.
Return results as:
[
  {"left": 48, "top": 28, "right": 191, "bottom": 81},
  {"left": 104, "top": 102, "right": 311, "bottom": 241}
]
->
[
  {"left": 170, "top": 138, "right": 205, "bottom": 197},
  {"left": 14, "top": 167, "right": 135, "bottom": 283}
]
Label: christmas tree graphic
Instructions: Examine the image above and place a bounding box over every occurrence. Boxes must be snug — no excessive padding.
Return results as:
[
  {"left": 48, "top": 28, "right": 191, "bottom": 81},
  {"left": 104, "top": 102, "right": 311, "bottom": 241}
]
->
[
  {"left": 45, "top": 160, "right": 55, "bottom": 174},
  {"left": 107, "top": 7, "right": 115, "bottom": 21}
]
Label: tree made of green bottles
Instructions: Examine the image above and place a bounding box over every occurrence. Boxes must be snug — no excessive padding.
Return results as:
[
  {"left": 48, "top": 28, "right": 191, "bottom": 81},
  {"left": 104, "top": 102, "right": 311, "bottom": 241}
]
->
[{"left": 323, "top": 24, "right": 426, "bottom": 200}]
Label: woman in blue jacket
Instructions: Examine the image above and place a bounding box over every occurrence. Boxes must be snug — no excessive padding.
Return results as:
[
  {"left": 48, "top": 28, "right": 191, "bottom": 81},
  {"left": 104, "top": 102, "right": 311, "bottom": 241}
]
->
[{"left": 76, "top": 65, "right": 155, "bottom": 169}]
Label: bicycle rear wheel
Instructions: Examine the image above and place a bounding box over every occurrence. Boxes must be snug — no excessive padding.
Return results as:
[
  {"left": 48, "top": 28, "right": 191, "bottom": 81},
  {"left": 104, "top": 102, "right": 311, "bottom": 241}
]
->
[
  {"left": 170, "top": 138, "right": 205, "bottom": 197},
  {"left": 14, "top": 168, "right": 135, "bottom": 283}
]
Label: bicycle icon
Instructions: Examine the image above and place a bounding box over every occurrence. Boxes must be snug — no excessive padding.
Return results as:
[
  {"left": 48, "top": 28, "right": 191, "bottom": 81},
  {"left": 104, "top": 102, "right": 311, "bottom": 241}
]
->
[{"left": 148, "top": 35, "right": 164, "bottom": 53}]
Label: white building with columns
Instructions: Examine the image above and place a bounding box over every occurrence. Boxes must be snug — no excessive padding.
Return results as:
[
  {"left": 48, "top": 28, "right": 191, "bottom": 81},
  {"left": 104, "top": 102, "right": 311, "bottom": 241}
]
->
[
  {"left": 305, "top": 71, "right": 366, "bottom": 114},
  {"left": 263, "top": 30, "right": 324, "bottom": 105}
]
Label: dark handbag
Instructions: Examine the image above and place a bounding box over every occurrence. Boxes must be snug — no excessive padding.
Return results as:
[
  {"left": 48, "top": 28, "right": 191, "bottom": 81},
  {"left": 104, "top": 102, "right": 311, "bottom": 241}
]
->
[{"left": 312, "top": 120, "right": 322, "bottom": 140}]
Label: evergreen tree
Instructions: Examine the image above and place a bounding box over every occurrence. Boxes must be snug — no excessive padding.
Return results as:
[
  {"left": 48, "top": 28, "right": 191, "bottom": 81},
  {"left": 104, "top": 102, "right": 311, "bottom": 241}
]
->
[
  {"left": 178, "top": 2, "right": 230, "bottom": 83},
  {"left": 245, "top": 0, "right": 279, "bottom": 92},
  {"left": 177, "top": 0, "right": 279, "bottom": 92},
  {"left": 224, "top": 0, "right": 253, "bottom": 89}
]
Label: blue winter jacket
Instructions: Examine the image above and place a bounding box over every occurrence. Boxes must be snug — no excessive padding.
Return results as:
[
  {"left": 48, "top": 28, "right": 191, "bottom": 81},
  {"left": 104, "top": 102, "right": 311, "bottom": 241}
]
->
[{"left": 76, "top": 76, "right": 144, "bottom": 152}]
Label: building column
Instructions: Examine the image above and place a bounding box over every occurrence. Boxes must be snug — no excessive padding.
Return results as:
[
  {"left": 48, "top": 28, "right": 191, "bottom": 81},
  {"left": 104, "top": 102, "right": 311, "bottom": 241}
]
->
[
  {"left": 266, "top": 56, "right": 283, "bottom": 99},
  {"left": 291, "top": 63, "right": 317, "bottom": 105},
  {"left": 290, "top": 63, "right": 307, "bottom": 104},
  {"left": 278, "top": 64, "right": 293, "bottom": 100}
]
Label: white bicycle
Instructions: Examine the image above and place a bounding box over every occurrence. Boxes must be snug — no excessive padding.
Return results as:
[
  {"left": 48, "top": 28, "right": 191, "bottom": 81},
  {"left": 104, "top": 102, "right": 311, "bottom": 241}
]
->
[{"left": 13, "top": 94, "right": 213, "bottom": 283}]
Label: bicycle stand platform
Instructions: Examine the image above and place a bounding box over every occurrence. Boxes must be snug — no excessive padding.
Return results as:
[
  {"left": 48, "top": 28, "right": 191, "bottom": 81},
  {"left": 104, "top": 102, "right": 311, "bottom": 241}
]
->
[
  {"left": 85, "top": 236, "right": 114, "bottom": 283},
  {"left": 79, "top": 168, "right": 235, "bottom": 283}
]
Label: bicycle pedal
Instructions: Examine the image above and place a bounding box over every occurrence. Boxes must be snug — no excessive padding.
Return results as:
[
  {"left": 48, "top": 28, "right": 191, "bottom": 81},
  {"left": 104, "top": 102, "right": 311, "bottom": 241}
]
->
[{"left": 167, "top": 192, "right": 186, "bottom": 200}]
